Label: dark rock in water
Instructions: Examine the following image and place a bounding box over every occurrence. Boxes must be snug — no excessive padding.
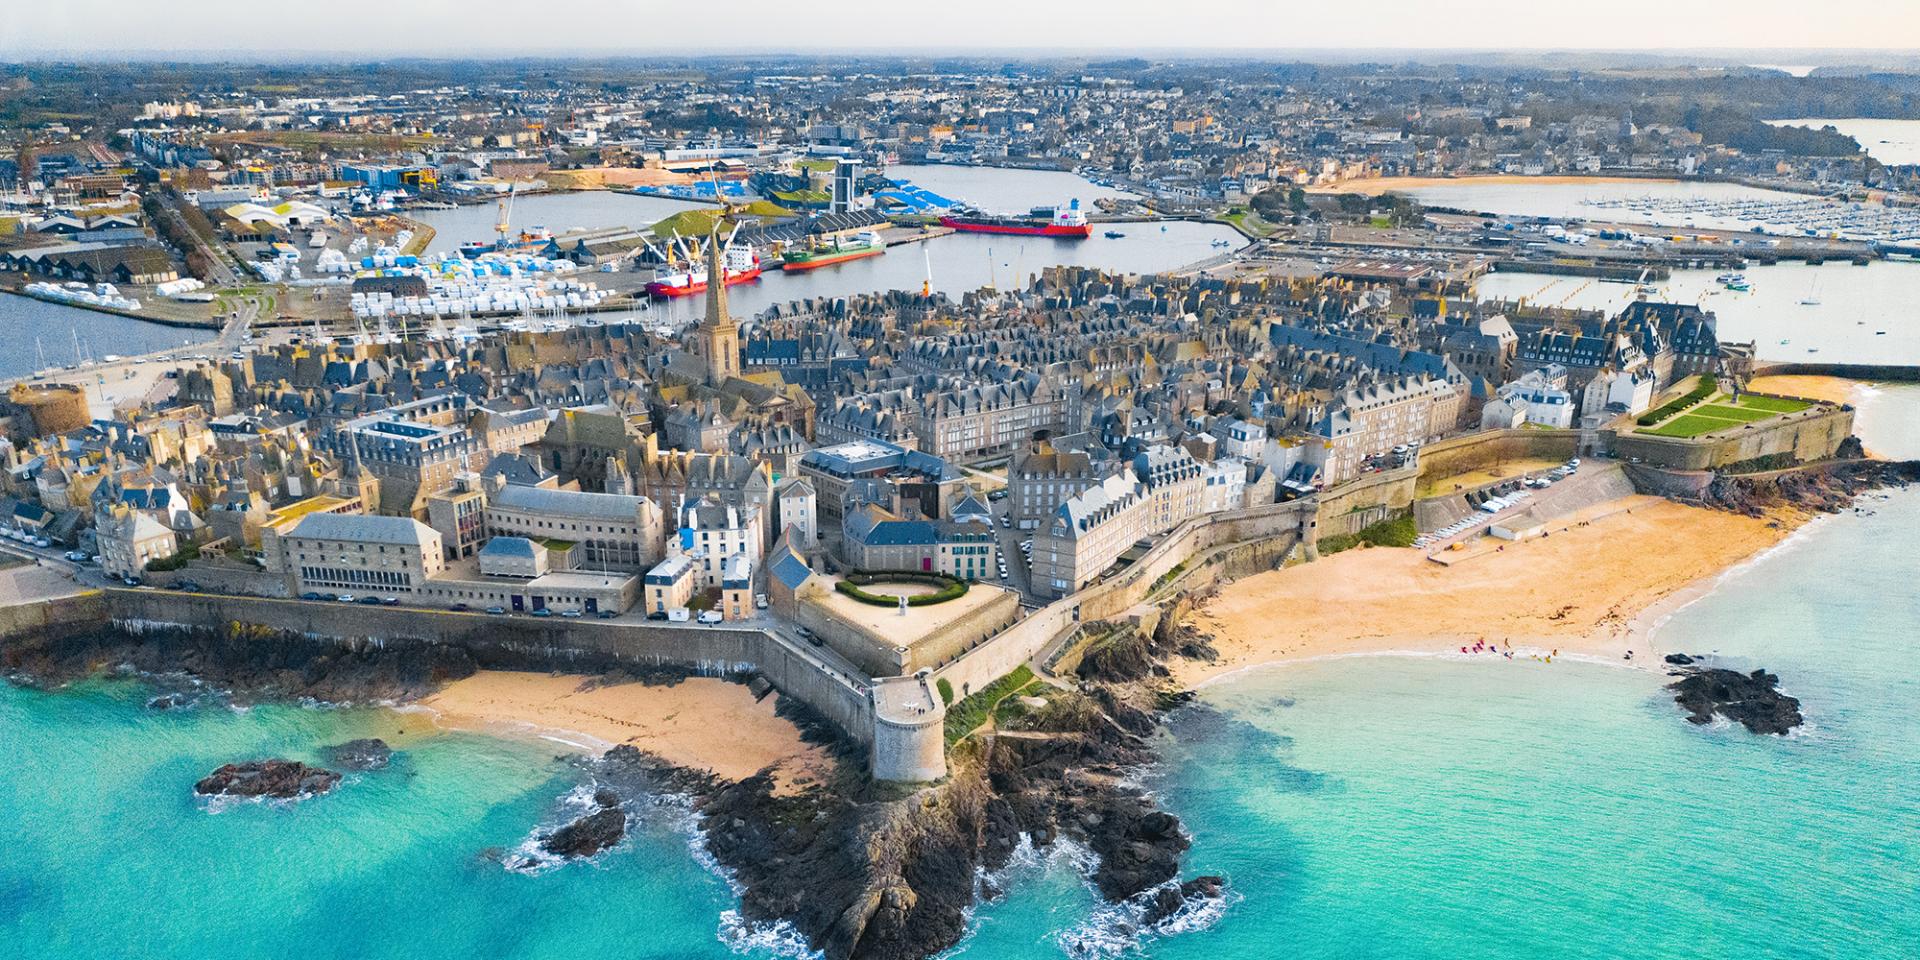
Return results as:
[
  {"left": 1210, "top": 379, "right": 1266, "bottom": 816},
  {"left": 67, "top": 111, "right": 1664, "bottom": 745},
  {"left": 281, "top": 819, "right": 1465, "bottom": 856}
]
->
[
  {"left": 1141, "top": 875, "right": 1226, "bottom": 927},
  {"left": 323, "top": 738, "right": 393, "bottom": 771},
  {"left": 1663, "top": 653, "right": 1695, "bottom": 666},
  {"left": 1669, "top": 667, "right": 1803, "bottom": 735},
  {"left": 541, "top": 791, "right": 627, "bottom": 859},
  {"left": 194, "top": 759, "right": 341, "bottom": 800},
  {"left": 1089, "top": 803, "right": 1190, "bottom": 900},
  {"left": 146, "top": 692, "right": 189, "bottom": 710}
]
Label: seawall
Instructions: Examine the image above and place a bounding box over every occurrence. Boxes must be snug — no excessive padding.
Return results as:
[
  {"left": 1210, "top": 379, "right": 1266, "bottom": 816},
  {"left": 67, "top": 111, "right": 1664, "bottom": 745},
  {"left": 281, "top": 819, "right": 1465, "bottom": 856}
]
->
[{"left": 5, "top": 588, "right": 884, "bottom": 757}]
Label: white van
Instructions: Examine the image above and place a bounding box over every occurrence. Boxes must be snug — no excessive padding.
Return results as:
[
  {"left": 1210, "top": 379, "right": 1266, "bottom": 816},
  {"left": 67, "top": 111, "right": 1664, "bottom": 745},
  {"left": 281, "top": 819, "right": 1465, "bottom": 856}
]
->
[{"left": 697, "top": 610, "right": 723, "bottom": 625}]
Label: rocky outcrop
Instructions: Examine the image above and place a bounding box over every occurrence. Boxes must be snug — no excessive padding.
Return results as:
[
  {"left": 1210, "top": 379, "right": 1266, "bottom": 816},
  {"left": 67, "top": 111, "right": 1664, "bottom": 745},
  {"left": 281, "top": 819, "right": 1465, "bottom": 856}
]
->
[
  {"left": 1669, "top": 666, "right": 1803, "bottom": 735},
  {"left": 1700, "top": 458, "right": 1920, "bottom": 518},
  {"left": 541, "top": 789, "right": 628, "bottom": 859},
  {"left": 1141, "top": 875, "right": 1226, "bottom": 927},
  {"left": 323, "top": 738, "right": 393, "bottom": 771},
  {"left": 1075, "top": 606, "right": 1218, "bottom": 684},
  {"left": 2, "top": 620, "right": 476, "bottom": 704},
  {"left": 194, "top": 759, "right": 341, "bottom": 800},
  {"left": 688, "top": 671, "right": 1209, "bottom": 960}
]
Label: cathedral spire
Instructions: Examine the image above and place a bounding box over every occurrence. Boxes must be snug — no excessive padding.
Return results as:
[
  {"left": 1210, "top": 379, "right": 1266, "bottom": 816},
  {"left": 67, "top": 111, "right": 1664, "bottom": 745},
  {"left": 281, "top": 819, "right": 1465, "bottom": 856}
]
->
[
  {"left": 699, "top": 226, "right": 741, "bottom": 387},
  {"left": 704, "top": 229, "right": 729, "bottom": 331}
]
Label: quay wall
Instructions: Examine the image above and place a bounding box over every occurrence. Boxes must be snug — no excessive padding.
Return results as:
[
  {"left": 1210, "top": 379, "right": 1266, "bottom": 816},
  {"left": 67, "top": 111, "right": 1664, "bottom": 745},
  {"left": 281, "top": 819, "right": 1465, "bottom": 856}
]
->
[
  {"left": 1750, "top": 362, "right": 1920, "bottom": 383},
  {"left": 1622, "top": 464, "right": 1716, "bottom": 500}
]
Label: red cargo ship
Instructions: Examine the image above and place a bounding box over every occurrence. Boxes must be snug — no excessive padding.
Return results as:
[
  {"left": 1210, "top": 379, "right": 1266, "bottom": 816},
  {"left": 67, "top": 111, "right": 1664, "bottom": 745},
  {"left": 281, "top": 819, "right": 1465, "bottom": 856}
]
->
[
  {"left": 940, "top": 199, "right": 1090, "bottom": 238},
  {"left": 645, "top": 243, "right": 762, "bottom": 298}
]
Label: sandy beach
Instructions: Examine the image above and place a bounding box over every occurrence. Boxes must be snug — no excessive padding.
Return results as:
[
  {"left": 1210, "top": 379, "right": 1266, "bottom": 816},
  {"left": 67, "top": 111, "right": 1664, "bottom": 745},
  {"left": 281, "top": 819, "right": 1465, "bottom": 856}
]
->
[
  {"left": 418, "top": 671, "right": 831, "bottom": 794},
  {"left": 1746, "top": 374, "right": 1865, "bottom": 407},
  {"left": 1309, "top": 174, "right": 1679, "bottom": 196},
  {"left": 1173, "top": 495, "right": 1795, "bottom": 687}
]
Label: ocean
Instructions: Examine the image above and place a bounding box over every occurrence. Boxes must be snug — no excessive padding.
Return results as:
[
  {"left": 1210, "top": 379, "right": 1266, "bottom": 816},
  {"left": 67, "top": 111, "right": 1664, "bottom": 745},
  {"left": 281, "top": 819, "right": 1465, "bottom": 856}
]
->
[{"left": 9, "top": 481, "right": 1915, "bottom": 959}]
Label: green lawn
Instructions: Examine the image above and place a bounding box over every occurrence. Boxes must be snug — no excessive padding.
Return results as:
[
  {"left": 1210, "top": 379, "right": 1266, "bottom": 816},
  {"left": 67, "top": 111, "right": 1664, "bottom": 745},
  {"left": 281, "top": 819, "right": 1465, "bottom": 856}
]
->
[
  {"left": 1637, "top": 392, "right": 1811, "bottom": 438},
  {"left": 1732, "top": 394, "right": 1813, "bottom": 414},
  {"left": 1692, "top": 403, "right": 1776, "bottom": 424},
  {"left": 1643, "top": 413, "right": 1741, "bottom": 438},
  {"left": 944, "top": 665, "right": 1036, "bottom": 746}
]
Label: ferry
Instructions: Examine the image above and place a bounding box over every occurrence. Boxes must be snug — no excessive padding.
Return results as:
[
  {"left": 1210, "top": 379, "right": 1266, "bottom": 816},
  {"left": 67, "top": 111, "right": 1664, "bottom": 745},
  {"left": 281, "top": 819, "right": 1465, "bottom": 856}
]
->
[
  {"left": 646, "top": 242, "right": 762, "bottom": 298},
  {"left": 781, "top": 231, "right": 885, "bottom": 271},
  {"left": 941, "top": 199, "right": 1090, "bottom": 239}
]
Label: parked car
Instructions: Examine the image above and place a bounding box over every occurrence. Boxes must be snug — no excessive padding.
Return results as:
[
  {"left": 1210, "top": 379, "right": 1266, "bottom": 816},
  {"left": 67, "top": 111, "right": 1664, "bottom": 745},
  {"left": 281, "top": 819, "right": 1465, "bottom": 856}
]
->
[
  {"left": 381, "top": 597, "right": 400, "bottom": 606},
  {"left": 697, "top": 610, "right": 723, "bottom": 625},
  {"left": 530, "top": 608, "right": 553, "bottom": 618},
  {"left": 302, "top": 592, "right": 324, "bottom": 601},
  {"left": 646, "top": 611, "right": 669, "bottom": 621},
  {"left": 450, "top": 602, "right": 470, "bottom": 612},
  {"left": 336, "top": 594, "right": 356, "bottom": 603},
  {"left": 33, "top": 538, "right": 51, "bottom": 548},
  {"left": 596, "top": 610, "right": 618, "bottom": 619},
  {"left": 485, "top": 606, "right": 506, "bottom": 615},
  {"left": 357, "top": 596, "right": 382, "bottom": 606},
  {"left": 754, "top": 593, "right": 768, "bottom": 610},
  {"left": 63, "top": 550, "right": 88, "bottom": 562},
  {"left": 560, "top": 609, "right": 582, "bottom": 618}
]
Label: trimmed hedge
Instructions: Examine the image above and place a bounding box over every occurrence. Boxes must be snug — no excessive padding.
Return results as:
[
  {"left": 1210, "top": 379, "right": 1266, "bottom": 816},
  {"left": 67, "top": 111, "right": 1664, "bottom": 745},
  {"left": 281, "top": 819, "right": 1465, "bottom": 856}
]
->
[
  {"left": 834, "top": 570, "right": 970, "bottom": 607},
  {"left": 1637, "top": 375, "right": 1718, "bottom": 427}
]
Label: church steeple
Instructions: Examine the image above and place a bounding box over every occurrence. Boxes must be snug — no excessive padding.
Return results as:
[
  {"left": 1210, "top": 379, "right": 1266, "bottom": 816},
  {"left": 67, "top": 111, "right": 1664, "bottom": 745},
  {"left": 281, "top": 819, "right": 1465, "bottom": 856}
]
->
[{"left": 699, "top": 229, "right": 741, "bottom": 387}]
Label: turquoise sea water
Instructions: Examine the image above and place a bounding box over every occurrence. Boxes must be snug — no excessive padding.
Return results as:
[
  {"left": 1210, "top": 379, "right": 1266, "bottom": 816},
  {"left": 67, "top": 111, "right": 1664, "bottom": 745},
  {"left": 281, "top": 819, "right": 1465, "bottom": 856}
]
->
[
  {"left": 8, "top": 488, "right": 1914, "bottom": 959},
  {"left": 0, "top": 687, "right": 759, "bottom": 959},
  {"left": 6, "top": 409, "right": 1918, "bottom": 959}
]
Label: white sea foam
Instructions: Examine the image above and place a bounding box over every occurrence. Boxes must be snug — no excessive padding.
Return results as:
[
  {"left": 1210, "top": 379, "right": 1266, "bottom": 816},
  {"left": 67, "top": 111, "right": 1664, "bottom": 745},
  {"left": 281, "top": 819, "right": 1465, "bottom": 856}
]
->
[
  {"left": 717, "top": 910, "right": 821, "bottom": 959},
  {"left": 499, "top": 782, "right": 628, "bottom": 874},
  {"left": 1050, "top": 873, "right": 1237, "bottom": 959}
]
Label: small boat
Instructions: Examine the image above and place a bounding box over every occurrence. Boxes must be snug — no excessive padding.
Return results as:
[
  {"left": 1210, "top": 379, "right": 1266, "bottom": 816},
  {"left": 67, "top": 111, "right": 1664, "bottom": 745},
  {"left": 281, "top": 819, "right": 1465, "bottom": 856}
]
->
[{"left": 1103, "top": 230, "right": 1125, "bottom": 239}]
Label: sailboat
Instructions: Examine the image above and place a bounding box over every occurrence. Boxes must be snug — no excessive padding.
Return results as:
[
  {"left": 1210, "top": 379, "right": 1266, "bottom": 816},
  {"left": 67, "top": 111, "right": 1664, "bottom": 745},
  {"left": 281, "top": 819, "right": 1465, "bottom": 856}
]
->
[{"left": 1799, "top": 275, "right": 1821, "bottom": 306}]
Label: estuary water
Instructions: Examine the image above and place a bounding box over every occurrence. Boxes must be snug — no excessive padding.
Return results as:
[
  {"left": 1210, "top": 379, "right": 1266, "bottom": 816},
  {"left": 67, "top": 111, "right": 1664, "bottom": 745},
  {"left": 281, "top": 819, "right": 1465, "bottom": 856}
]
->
[
  {"left": 1765, "top": 119, "right": 1920, "bottom": 167},
  {"left": 0, "top": 294, "right": 214, "bottom": 381},
  {"left": 1475, "top": 260, "right": 1920, "bottom": 366}
]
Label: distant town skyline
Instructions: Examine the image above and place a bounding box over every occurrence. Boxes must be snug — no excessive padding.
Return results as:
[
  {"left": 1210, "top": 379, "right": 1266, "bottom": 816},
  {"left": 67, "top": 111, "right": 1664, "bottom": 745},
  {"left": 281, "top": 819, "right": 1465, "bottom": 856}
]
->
[{"left": 4, "top": 1, "right": 1917, "bottom": 58}]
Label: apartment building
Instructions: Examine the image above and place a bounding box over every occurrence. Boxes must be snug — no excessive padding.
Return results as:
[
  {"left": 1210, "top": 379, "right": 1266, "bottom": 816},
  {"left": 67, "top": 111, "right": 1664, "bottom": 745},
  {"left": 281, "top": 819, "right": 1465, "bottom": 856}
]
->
[
  {"left": 319, "top": 407, "right": 481, "bottom": 516},
  {"left": 1007, "top": 447, "right": 1109, "bottom": 531},
  {"left": 281, "top": 513, "right": 445, "bottom": 597},
  {"left": 1313, "top": 377, "right": 1458, "bottom": 484},
  {"left": 675, "top": 495, "right": 764, "bottom": 590},
  {"left": 484, "top": 482, "right": 665, "bottom": 573},
  {"left": 916, "top": 377, "right": 1070, "bottom": 464},
  {"left": 1133, "top": 444, "right": 1206, "bottom": 535},
  {"left": 1029, "top": 472, "right": 1146, "bottom": 599}
]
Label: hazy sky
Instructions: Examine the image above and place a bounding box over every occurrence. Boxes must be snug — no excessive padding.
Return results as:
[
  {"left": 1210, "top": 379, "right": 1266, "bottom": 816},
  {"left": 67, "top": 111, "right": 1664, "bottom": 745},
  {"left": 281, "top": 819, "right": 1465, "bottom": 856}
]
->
[{"left": 4, "top": 1, "right": 1917, "bottom": 56}]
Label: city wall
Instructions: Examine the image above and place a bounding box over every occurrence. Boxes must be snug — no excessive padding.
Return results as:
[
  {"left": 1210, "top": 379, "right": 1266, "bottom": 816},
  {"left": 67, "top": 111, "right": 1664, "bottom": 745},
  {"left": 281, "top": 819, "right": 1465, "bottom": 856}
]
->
[
  {"left": 94, "top": 589, "right": 877, "bottom": 750},
  {"left": 1605, "top": 405, "right": 1854, "bottom": 471},
  {"left": 1415, "top": 428, "right": 1580, "bottom": 483},
  {"left": 793, "top": 585, "right": 1020, "bottom": 678}
]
